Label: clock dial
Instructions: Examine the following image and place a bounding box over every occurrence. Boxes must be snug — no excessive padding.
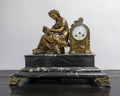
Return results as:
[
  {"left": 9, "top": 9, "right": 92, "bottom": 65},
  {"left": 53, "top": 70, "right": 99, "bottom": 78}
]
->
[{"left": 72, "top": 25, "right": 87, "bottom": 41}]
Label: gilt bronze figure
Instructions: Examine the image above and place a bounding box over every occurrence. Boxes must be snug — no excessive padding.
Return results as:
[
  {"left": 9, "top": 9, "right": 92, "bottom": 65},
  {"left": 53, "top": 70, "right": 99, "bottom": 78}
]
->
[{"left": 33, "top": 9, "right": 69, "bottom": 54}]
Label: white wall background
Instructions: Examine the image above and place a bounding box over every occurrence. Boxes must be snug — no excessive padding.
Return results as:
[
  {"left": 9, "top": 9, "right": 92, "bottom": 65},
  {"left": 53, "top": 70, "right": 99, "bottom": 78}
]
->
[{"left": 0, "top": 0, "right": 120, "bottom": 70}]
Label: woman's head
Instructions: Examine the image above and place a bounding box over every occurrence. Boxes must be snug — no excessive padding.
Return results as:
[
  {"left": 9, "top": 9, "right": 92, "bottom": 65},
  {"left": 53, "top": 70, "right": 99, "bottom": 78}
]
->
[{"left": 48, "top": 9, "right": 60, "bottom": 20}]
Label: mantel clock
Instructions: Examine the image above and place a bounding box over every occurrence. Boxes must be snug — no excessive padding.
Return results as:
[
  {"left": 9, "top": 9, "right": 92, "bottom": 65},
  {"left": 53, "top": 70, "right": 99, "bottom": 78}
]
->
[
  {"left": 10, "top": 10, "right": 110, "bottom": 87},
  {"left": 69, "top": 17, "right": 91, "bottom": 54}
]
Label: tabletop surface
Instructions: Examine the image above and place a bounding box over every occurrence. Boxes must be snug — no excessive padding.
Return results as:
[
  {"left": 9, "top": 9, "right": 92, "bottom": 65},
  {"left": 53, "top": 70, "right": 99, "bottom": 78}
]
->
[{"left": 0, "top": 70, "right": 120, "bottom": 96}]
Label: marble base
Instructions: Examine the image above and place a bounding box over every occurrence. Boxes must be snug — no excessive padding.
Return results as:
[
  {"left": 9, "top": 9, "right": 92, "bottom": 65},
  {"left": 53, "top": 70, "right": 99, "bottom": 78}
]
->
[
  {"left": 14, "top": 67, "right": 107, "bottom": 79},
  {"left": 11, "top": 54, "right": 110, "bottom": 87},
  {"left": 25, "top": 54, "right": 95, "bottom": 67}
]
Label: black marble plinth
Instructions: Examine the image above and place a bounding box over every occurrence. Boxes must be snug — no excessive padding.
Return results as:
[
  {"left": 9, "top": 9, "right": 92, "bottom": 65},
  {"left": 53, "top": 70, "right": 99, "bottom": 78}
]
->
[
  {"left": 14, "top": 67, "right": 107, "bottom": 79},
  {"left": 25, "top": 54, "right": 95, "bottom": 67},
  {"left": 4, "top": 70, "right": 120, "bottom": 96}
]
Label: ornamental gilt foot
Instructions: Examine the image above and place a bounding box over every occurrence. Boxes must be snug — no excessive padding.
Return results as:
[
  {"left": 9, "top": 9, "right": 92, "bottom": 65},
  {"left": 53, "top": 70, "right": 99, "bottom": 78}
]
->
[
  {"left": 10, "top": 76, "right": 21, "bottom": 86},
  {"left": 94, "top": 76, "right": 110, "bottom": 87}
]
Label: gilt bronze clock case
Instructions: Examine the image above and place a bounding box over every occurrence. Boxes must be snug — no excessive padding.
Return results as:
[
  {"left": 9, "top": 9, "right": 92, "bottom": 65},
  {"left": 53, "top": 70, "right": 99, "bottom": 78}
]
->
[{"left": 69, "top": 18, "right": 91, "bottom": 54}]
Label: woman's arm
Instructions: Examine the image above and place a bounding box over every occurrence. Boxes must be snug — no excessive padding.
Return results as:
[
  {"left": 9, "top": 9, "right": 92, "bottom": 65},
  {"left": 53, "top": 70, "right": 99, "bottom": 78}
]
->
[
  {"left": 50, "top": 19, "right": 66, "bottom": 33},
  {"left": 50, "top": 26, "right": 65, "bottom": 32}
]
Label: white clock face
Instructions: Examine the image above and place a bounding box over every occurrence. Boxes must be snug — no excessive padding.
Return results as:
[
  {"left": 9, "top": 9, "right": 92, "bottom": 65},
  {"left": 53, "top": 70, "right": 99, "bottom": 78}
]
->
[{"left": 72, "top": 25, "right": 87, "bottom": 41}]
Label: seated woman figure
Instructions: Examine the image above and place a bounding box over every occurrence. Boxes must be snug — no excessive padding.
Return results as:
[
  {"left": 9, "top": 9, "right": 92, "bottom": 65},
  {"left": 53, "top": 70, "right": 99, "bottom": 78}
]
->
[{"left": 33, "top": 9, "right": 69, "bottom": 54}]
